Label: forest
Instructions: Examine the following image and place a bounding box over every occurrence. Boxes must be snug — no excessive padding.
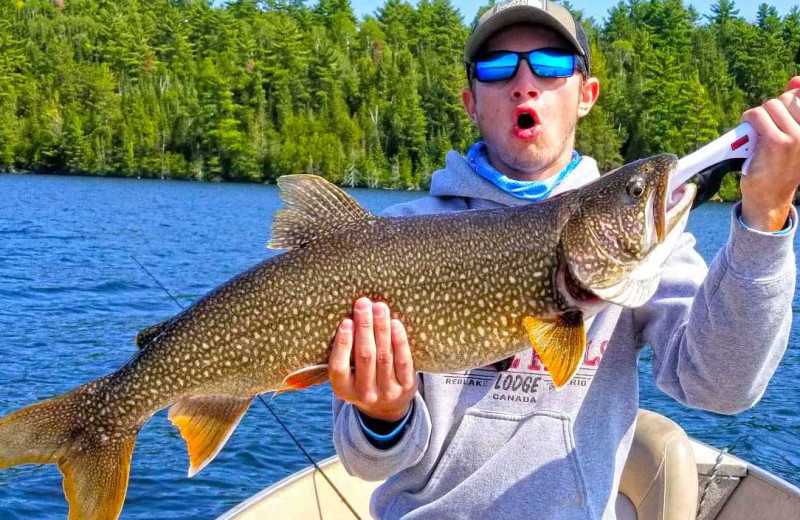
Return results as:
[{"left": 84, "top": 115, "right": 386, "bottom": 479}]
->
[{"left": 0, "top": 0, "right": 798, "bottom": 199}]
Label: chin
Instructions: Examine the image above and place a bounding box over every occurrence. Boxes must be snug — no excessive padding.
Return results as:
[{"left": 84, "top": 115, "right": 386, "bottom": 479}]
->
[{"left": 505, "top": 150, "right": 556, "bottom": 176}]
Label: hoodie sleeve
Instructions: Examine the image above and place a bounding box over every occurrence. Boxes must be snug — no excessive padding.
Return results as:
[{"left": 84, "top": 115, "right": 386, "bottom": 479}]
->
[
  {"left": 633, "top": 202, "right": 796, "bottom": 415},
  {"left": 328, "top": 197, "right": 444, "bottom": 481},
  {"left": 332, "top": 376, "right": 432, "bottom": 481}
]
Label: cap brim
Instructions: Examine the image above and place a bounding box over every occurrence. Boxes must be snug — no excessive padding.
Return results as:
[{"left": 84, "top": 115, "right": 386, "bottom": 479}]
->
[{"left": 464, "top": 6, "right": 585, "bottom": 62}]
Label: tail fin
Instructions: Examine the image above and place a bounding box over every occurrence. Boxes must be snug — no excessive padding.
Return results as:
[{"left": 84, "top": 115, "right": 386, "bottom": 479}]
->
[{"left": 0, "top": 382, "right": 137, "bottom": 520}]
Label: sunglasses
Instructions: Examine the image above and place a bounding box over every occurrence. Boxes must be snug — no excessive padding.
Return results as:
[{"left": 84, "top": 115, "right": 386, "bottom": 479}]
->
[{"left": 469, "top": 48, "right": 585, "bottom": 83}]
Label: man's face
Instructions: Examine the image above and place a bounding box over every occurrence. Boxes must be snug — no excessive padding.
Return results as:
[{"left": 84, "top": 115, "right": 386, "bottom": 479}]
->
[{"left": 462, "top": 25, "right": 598, "bottom": 180}]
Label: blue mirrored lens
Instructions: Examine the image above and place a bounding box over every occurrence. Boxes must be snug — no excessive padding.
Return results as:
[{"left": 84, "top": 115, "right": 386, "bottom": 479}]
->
[
  {"left": 528, "top": 49, "right": 575, "bottom": 78},
  {"left": 475, "top": 52, "right": 519, "bottom": 82}
]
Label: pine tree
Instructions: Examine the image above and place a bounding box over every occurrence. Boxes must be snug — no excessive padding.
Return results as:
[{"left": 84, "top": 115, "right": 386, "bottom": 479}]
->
[{"left": 0, "top": 0, "right": 794, "bottom": 201}]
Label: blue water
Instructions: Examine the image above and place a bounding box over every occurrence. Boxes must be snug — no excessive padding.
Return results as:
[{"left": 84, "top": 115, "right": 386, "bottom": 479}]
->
[{"left": 0, "top": 173, "right": 797, "bottom": 519}]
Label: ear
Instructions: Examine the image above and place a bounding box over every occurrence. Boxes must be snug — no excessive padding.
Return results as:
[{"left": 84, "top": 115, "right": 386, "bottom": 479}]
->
[
  {"left": 462, "top": 87, "right": 477, "bottom": 123},
  {"left": 577, "top": 76, "right": 600, "bottom": 119}
]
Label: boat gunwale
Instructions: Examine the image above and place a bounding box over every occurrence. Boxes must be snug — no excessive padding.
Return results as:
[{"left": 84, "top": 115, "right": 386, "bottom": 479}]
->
[
  {"left": 216, "top": 441, "right": 800, "bottom": 520},
  {"left": 690, "top": 438, "right": 800, "bottom": 493},
  {"left": 215, "top": 455, "right": 342, "bottom": 520},
  {"left": 744, "top": 460, "right": 800, "bottom": 495}
]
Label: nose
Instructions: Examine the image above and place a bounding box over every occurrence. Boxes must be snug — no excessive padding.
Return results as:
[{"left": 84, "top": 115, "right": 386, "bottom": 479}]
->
[{"left": 510, "top": 59, "right": 539, "bottom": 101}]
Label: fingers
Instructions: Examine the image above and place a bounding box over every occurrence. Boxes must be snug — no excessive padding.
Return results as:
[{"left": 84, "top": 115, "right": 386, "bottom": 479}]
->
[
  {"left": 778, "top": 88, "right": 800, "bottom": 131},
  {"left": 391, "top": 319, "right": 416, "bottom": 393},
  {"left": 743, "top": 86, "right": 800, "bottom": 140},
  {"left": 762, "top": 99, "right": 800, "bottom": 139},
  {"left": 739, "top": 83, "right": 800, "bottom": 228},
  {"left": 742, "top": 98, "right": 800, "bottom": 159},
  {"left": 329, "top": 318, "right": 354, "bottom": 400},
  {"left": 334, "top": 297, "right": 416, "bottom": 421},
  {"left": 373, "top": 302, "right": 397, "bottom": 393},
  {"left": 352, "top": 297, "right": 377, "bottom": 403},
  {"left": 742, "top": 105, "right": 781, "bottom": 138}
]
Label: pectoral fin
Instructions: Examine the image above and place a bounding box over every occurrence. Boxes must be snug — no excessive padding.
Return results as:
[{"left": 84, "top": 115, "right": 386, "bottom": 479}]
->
[
  {"left": 523, "top": 311, "right": 586, "bottom": 388},
  {"left": 280, "top": 364, "right": 330, "bottom": 391},
  {"left": 168, "top": 395, "right": 252, "bottom": 477},
  {"left": 270, "top": 365, "right": 330, "bottom": 400}
]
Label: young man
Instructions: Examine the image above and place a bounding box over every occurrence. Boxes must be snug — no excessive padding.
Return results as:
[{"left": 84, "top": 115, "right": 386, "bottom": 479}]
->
[{"left": 331, "top": 1, "right": 799, "bottom": 518}]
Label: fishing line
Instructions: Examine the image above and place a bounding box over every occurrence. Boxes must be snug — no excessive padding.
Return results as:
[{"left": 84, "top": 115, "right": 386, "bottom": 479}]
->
[
  {"left": 131, "top": 255, "right": 184, "bottom": 310},
  {"left": 257, "top": 394, "right": 364, "bottom": 520},
  {"left": 131, "top": 257, "right": 363, "bottom": 520}
]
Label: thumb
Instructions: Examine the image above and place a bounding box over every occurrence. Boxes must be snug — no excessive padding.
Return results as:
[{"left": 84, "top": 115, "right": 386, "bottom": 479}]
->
[{"left": 787, "top": 76, "right": 800, "bottom": 91}]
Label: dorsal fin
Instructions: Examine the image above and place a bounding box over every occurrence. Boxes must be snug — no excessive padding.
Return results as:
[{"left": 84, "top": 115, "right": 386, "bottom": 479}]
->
[
  {"left": 135, "top": 319, "right": 171, "bottom": 349},
  {"left": 268, "top": 175, "right": 373, "bottom": 250}
]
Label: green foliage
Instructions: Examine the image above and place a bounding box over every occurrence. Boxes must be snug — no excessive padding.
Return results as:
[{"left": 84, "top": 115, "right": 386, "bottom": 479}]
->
[
  {"left": 717, "top": 171, "right": 741, "bottom": 201},
  {"left": 0, "top": 0, "right": 795, "bottom": 198}
]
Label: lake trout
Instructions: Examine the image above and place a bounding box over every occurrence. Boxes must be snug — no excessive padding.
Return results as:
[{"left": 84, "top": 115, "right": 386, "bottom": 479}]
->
[{"left": 0, "top": 154, "right": 695, "bottom": 520}]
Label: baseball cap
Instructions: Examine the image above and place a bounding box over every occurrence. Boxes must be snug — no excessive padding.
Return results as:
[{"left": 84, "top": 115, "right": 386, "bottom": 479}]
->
[{"left": 464, "top": 0, "right": 591, "bottom": 74}]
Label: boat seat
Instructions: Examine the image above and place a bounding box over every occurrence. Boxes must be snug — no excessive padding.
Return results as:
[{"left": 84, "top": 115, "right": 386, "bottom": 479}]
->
[{"left": 616, "top": 409, "right": 698, "bottom": 520}]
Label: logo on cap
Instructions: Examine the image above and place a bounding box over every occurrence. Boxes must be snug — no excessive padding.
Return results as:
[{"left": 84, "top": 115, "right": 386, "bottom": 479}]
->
[{"left": 496, "top": 0, "right": 545, "bottom": 13}]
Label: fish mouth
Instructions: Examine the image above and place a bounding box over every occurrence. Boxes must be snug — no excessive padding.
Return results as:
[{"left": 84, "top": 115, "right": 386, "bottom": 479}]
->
[
  {"left": 649, "top": 154, "right": 688, "bottom": 246},
  {"left": 665, "top": 183, "right": 695, "bottom": 233},
  {"left": 654, "top": 170, "right": 667, "bottom": 243},
  {"left": 561, "top": 159, "right": 697, "bottom": 310},
  {"left": 559, "top": 260, "right": 603, "bottom": 306},
  {"left": 588, "top": 180, "right": 696, "bottom": 307},
  {"left": 647, "top": 170, "right": 695, "bottom": 250}
]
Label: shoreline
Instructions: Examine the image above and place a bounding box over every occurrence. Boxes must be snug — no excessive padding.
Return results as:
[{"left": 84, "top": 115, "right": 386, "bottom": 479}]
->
[
  {"left": 0, "top": 169, "right": 429, "bottom": 192},
  {"left": 2, "top": 169, "right": 750, "bottom": 200}
]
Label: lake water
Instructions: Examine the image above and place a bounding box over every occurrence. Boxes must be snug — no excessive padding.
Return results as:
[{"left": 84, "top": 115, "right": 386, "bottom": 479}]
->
[{"left": 0, "top": 173, "right": 798, "bottom": 519}]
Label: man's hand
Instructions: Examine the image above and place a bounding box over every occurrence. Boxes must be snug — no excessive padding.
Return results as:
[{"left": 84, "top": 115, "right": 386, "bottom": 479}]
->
[
  {"left": 330, "top": 297, "right": 417, "bottom": 422},
  {"left": 740, "top": 76, "right": 800, "bottom": 232}
]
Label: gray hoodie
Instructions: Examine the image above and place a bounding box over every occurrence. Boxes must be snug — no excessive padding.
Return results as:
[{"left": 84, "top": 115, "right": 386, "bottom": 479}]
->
[{"left": 332, "top": 151, "right": 796, "bottom": 520}]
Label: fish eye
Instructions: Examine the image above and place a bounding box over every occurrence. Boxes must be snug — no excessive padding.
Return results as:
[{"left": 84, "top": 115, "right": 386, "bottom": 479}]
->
[{"left": 627, "top": 178, "right": 645, "bottom": 198}]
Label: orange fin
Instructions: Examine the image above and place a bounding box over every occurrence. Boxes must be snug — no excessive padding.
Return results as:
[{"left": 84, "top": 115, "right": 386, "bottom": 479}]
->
[
  {"left": 61, "top": 437, "right": 137, "bottom": 520},
  {"left": 0, "top": 377, "right": 138, "bottom": 520},
  {"left": 168, "top": 395, "right": 252, "bottom": 477},
  {"left": 523, "top": 311, "right": 586, "bottom": 388},
  {"left": 280, "top": 364, "right": 330, "bottom": 391}
]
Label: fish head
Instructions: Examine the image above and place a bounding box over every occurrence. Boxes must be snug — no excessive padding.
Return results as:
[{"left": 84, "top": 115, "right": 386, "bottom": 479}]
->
[{"left": 558, "top": 154, "right": 696, "bottom": 310}]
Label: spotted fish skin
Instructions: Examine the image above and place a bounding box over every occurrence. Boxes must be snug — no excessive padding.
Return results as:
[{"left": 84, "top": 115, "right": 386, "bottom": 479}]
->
[
  {"left": 0, "top": 153, "right": 696, "bottom": 520},
  {"left": 104, "top": 195, "right": 573, "bottom": 426}
]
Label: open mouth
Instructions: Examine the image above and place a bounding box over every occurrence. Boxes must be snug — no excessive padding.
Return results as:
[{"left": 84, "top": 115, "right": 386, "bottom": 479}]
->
[
  {"left": 665, "top": 183, "right": 694, "bottom": 230},
  {"left": 646, "top": 180, "right": 695, "bottom": 248},
  {"left": 513, "top": 107, "right": 540, "bottom": 139},
  {"left": 517, "top": 112, "right": 536, "bottom": 129},
  {"left": 647, "top": 161, "right": 695, "bottom": 247}
]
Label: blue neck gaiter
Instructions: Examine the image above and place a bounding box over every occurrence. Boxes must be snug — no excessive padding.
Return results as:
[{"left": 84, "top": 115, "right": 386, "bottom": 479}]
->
[{"left": 466, "top": 141, "right": 581, "bottom": 201}]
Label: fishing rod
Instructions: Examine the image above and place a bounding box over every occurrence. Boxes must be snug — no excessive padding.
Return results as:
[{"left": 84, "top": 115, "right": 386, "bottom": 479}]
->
[{"left": 131, "top": 255, "right": 364, "bottom": 520}]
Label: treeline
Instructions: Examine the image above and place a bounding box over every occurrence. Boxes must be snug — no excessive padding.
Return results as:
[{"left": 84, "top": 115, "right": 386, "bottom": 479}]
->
[{"left": 0, "top": 0, "right": 797, "bottom": 194}]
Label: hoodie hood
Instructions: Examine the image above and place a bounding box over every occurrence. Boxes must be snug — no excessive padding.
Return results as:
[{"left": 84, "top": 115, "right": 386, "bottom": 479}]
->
[{"left": 430, "top": 150, "right": 600, "bottom": 208}]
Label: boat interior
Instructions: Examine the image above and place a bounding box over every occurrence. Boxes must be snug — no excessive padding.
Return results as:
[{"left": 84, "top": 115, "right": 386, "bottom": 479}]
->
[{"left": 217, "top": 409, "right": 800, "bottom": 520}]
